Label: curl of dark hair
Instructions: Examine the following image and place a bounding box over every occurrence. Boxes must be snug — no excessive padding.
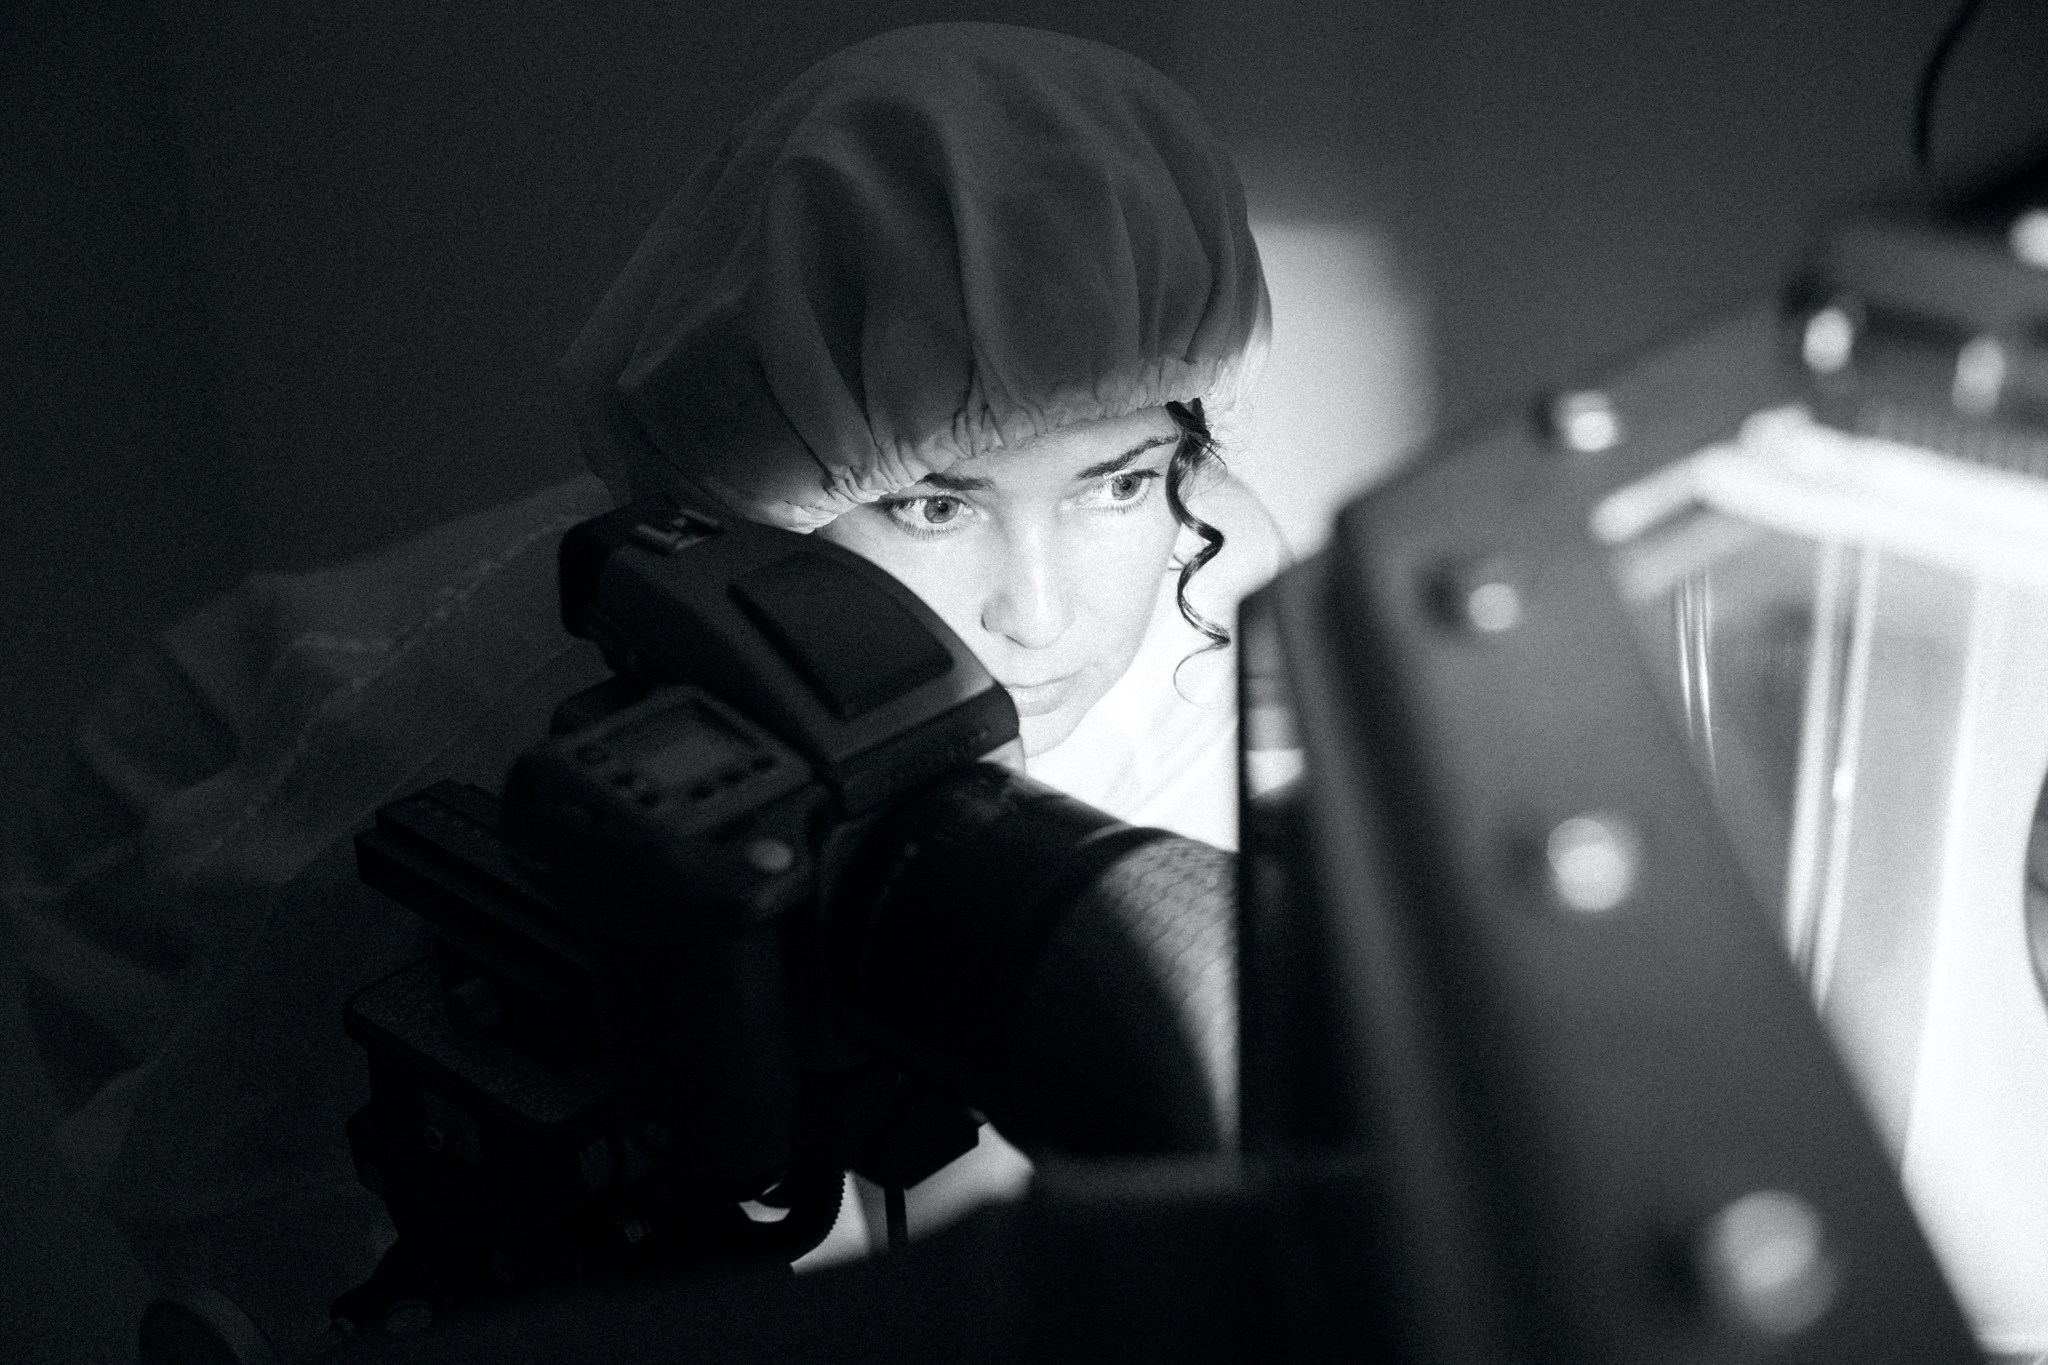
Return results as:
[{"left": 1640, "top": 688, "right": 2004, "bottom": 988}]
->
[{"left": 1164, "top": 399, "right": 1229, "bottom": 655}]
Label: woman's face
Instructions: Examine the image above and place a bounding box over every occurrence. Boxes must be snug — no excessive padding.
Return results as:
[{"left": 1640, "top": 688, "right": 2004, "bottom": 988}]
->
[{"left": 818, "top": 407, "right": 1183, "bottom": 755}]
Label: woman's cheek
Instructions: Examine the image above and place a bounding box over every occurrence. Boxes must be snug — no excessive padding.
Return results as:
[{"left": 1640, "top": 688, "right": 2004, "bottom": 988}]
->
[{"left": 1073, "top": 509, "right": 1177, "bottom": 631}]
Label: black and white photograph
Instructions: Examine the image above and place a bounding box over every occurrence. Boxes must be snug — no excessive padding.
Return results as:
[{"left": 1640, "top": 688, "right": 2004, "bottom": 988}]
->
[{"left": 6, "top": 1, "right": 2048, "bottom": 1361}]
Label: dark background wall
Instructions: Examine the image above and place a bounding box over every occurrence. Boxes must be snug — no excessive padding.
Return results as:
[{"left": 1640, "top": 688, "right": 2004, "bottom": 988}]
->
[{"left": 8, "top": 0, "right": 2048, "bottom": 843}]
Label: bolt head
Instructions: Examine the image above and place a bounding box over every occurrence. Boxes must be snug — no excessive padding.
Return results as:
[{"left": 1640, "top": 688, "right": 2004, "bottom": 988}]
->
[
  {"left": 2012, "top": 208, "right": 2048, "bottom": 270},
  {"left": 1428, "top": 558, "right": 1527, "bottom": 635},
  {"left": 1464, "top": 581, "right": 1522, "bottom": 633},
  {"left": 1800, "top": 305, "right": 1855, "bottom": 375},
  {"left": 1952, "top": 335, "right": 2007, "bottom": 417},
  {"left": 1545, "top": 812, "right": 1641, "bottom": 913},
  {"left": 1697, "top": 1190, "right": 1838, "bottom": 1336},
  {"left": 1548, "top": 389, "right": 1623, "bottom": 453}
]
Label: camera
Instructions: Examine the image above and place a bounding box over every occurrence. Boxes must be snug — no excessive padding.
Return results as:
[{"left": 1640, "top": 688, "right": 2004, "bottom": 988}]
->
[{"left": 326, "top": 500, "right": 1237, "bottom": 1321}]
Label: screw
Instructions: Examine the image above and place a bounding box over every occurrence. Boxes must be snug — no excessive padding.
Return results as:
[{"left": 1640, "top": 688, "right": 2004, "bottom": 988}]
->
[
  {"left": 2012, "top": 208, "right": 2048, "bottom": 270},
  {"left": 1546, "top": 389, "right": 1623, "bottom": 453},
  {"left": 1952, "top": 335, "right": 2007, "bottom": 417},
  {"left": 1545, "top": 812, "right": 1641, "bottom": 914},
  {"left": 1800, "top": 305, "right": 1855, "bottom": 375},
  {"left": 1463, "top": 580, "right": 1523, "bottom": 633},
  {"left": 1696, "top": 1190, "right": 1838, "bottom": 1336},
  {"left": 1428, "top": 558, "right": 1526, "bottom": 635}
]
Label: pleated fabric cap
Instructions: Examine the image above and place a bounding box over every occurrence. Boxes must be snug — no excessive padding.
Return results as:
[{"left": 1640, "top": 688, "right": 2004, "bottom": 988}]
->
[{"left": 560, "top": 22, "right": 1271, "bottom": 529}]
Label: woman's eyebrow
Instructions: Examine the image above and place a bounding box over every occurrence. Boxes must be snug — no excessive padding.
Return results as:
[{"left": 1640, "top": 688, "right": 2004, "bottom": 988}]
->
[
  {"left": 912, "top": 432, "right": 1177, "bottom": 492},
  {"left": 1073, "top": 433, "right": 1177, "bottom": 481},
  {"left": 918, "top": 469, "right": 995, "bottom": 492}
]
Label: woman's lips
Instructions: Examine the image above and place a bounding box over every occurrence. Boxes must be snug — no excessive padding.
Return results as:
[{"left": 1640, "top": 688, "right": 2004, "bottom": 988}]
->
[{"left": 1003, "top": 674, "right": 1079, "bottom": 718}]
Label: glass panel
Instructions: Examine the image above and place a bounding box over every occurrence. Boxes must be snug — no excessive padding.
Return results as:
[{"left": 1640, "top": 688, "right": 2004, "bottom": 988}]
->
[{"left": 1597, "top": 407, "right": 2048, "bottom": 1354}]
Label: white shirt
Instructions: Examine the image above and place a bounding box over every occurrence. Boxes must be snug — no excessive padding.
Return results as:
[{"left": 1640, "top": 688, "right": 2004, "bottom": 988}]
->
[{"left": 1026, "top": 570, "right": 1241, "bottom": 849}]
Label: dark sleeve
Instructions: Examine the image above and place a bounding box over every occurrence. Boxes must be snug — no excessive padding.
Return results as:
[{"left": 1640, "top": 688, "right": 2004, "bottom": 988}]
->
[
  {"left": 0, "top": 475, "right": 617, "bottom": 1357},
  {"left": 5, "top": 474, "right": 617, "bottom": 1111}
]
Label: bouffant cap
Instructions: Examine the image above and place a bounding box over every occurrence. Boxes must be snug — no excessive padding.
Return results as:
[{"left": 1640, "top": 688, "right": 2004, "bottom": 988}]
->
[{"left": 561, "top": 22, "right": 1270, "bottom": 529}]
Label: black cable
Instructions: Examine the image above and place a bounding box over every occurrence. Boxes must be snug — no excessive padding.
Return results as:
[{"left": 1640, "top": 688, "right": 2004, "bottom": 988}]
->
[{"left": 1914, "top": 0, "right": 1991, "bottom": 169}]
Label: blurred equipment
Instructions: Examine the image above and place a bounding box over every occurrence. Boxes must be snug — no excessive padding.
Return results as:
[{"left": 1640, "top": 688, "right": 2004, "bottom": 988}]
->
[{"left": 1593, "top": 158, "right": 2048, "bottom": 1356}]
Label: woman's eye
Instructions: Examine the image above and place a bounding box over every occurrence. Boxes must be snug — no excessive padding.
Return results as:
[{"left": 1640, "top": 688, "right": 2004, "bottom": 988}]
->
[
  {"left": 1080, "top": 468, "right": 1160, "bottom": 511},
  {"left": 880, "top": 494, "right": 972, "bottom": 535}
]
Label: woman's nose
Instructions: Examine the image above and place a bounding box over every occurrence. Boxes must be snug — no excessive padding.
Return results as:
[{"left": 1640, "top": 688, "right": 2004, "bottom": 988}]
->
[{"left": 980, "top": 526, "right": 1072, "bottom": 649}]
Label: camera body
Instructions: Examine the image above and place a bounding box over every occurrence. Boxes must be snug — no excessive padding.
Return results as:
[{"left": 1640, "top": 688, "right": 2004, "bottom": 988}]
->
[{"left": 340, "top": 501, "right": 1022, "bottom": 1309}]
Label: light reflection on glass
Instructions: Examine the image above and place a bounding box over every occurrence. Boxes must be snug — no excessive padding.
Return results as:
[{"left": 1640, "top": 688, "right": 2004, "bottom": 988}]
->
[{"left": 1597, "top": 407, "right": 2048, "bottom": 1353}]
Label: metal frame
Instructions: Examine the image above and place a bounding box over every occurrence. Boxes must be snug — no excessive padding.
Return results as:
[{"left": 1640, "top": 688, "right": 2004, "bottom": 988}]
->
[{"left": 1237, "top": 302, "right": 1981, "bottom": 1361}]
